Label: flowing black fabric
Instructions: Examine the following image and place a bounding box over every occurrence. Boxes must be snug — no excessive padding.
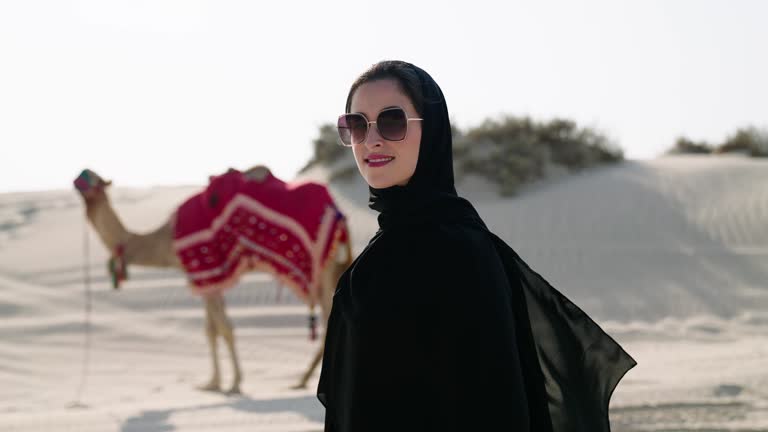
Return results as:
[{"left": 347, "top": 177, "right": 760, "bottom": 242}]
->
[{"left": 318, "top": 62, "right": 636, "bottom": 431}]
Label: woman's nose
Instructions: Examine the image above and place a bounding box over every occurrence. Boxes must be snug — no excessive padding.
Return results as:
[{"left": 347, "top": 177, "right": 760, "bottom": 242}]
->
[{"left": 364, "top": 124, "right": 384, "bottom": 149}]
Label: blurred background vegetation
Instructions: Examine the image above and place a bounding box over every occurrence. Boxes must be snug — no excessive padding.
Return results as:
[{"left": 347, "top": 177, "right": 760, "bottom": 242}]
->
[
  {"left": 301, "top": 115, "right": 624, "bottom": 196},
  {"left": 668, "top": 126, "right": 768, "bottom": 158}
]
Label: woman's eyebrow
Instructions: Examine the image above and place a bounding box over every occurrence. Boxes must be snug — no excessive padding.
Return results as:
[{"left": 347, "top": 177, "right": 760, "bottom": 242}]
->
[{"left": 352, "top": 105, "right": 402, "bottom": 117}]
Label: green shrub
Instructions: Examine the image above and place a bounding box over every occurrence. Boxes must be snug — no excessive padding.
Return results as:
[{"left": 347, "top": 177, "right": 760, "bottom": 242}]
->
[
  {"left": 299, "top": 124, "right": 347, "bottom": 173},
  {"left": 454, "top": 116, "right": 621, "bottom": 195},
  {"left": 716, "top": 127, "right": 768, "bottom": 157},
  {"left": 303, "top": 115, "right": 623, "bottom": 195},
  {"left": 668, "top": 137, "right": 713, "bottom": 155}
]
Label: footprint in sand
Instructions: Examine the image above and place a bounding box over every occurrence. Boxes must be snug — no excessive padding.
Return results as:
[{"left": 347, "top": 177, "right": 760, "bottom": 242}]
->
[{"left": 714, "top": 384, "right": 744, "bottom": 397}]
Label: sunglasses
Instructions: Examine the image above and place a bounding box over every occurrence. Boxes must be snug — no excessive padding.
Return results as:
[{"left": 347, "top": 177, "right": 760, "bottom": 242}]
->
[{"left": 337, "top": 107, "right": 422, "bottom": 146}]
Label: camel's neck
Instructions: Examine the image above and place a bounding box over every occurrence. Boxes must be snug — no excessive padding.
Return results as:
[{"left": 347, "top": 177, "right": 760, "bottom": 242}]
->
[
  {"left": 85, "top": 191, "right": 129, "bottom": 253},
  {"left": 85, "top": 191, "right": 180, "bottom": 269}
]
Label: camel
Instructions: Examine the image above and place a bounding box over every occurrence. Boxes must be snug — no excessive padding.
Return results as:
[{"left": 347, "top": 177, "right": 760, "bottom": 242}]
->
[{"left": 73, "top": 166, "right": 352, "bottom": 395}]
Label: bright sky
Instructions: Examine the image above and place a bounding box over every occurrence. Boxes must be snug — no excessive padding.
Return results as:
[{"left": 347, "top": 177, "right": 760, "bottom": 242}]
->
[{"left": 1, "top": 0, "right": 766, "bottom": 193}]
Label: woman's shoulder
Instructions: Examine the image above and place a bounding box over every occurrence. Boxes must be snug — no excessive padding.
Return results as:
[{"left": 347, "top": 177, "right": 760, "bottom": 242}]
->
[
  {"left": 431, "top": 219, "right": 493, "bottom": 246},
  {"left": 394, "top": 221, "right": 500, "bottom": 267},
  {"left": 402, "top": 222, "right": 513, "bottom": 305}
]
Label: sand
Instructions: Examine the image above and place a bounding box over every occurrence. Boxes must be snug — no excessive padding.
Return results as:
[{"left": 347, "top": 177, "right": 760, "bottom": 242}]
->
[{"left": 1, "top": 154, "right": 767, "bottom": 431}]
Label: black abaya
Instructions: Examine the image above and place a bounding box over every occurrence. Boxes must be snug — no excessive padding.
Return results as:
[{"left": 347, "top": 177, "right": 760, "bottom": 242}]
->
[{"left": 318, "top": 61, "right": 635, "bottom": 431}]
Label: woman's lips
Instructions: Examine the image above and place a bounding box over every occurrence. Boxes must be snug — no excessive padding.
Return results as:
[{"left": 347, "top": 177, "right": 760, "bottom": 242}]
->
[{"left": 365, "top": 154, "right": 395, "bottom": 168}]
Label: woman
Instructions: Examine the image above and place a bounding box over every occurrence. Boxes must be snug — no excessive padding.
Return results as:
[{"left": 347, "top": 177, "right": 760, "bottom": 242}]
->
[{"left": 317, "top": 60, "right": 635, "bottom": 432}]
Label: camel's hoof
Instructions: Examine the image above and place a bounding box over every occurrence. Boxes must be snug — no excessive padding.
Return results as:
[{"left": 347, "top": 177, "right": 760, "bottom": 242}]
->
[
  {"left": 225, "top": 386, "right": 242, "bottom": 396},
  {"left": 197, "top": 382, "right": 222, "bottom": 393}
]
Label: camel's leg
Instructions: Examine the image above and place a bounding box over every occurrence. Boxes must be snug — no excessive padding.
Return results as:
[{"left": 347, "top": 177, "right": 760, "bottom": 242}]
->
[
  {"left": 210, "top": 294, "right": 243, "bottom": 395},
  {"left": 293, "top": 258, "right": 341, "bottom": 389},
  {"left": 294, "top": 343, "right": 324, "bottom": 390},
  {"left": 198, "top": 297, "right": 222, "bottom": 392}
]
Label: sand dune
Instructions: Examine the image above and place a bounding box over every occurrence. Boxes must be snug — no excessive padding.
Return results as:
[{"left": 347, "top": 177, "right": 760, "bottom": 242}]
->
[{"left": 1, "top": 155, "right": 767, "bottom": 431}]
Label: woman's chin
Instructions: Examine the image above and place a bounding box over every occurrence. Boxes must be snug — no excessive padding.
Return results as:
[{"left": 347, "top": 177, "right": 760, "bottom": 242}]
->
[
  {"left": 365, "top": 176, "right": 411, "bottom": 189},
  {"left": 364, "top": 174, "right": 398, "bottom": 189},
  {"left": 366, "top": 179, "right": 396, "bottom": 189}
]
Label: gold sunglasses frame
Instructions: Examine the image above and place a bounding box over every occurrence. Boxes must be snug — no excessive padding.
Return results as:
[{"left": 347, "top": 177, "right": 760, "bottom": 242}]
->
[{"left": 337, "top": 107, "right": 423, "bottom": 147}]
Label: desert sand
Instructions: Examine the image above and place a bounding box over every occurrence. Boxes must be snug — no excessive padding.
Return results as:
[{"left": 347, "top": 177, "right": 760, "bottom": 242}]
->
[{"left": 1, "top": 154, "right": 767, "bottom": 431}]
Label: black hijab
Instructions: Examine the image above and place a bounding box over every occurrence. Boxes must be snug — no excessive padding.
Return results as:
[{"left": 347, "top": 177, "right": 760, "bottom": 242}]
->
[
  {"left": 366, "top": 63, "right": 456, "bottom": 212},
  {"left": 321, "top": 61, "right": 636, "bottom": 431},
  {"left": 344, "top": 62, "right": 478, "bottom": 230}
]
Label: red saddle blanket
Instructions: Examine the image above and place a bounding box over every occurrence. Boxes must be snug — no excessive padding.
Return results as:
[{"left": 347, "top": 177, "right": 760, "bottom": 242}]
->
[{"left": 172, "top": 169, "right": 347, "bottom": 304}]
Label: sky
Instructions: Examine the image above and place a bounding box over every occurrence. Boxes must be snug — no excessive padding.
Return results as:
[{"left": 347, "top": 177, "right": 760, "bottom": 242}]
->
[{"left": 1, "top": 0, "right": 766, "bottom": 193}]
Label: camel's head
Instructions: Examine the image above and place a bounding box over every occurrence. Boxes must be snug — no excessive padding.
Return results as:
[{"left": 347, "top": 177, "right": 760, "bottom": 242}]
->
[
  {"left": 73, "top": 169, "right": 112, "bottom": 202},
  {"left": 242, "top": 165, "right": 271, "bottom": 183}
]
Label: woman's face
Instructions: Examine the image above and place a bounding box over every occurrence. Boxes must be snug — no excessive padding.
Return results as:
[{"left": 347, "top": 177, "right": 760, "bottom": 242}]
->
[{"left": 348, "top": 79, "right": 422, "bottom": 189}]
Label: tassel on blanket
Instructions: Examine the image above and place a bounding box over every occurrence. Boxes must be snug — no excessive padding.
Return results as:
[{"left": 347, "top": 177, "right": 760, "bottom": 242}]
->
[
  {"left": 309, "top": 307, "right": 318, "bottom": 341},
  {"left": 108, "top": 244, "right": 128, "bottom": 290}
]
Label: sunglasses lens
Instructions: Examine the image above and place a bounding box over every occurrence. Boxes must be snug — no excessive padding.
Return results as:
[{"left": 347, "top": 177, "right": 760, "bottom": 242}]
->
[
  {"left": 377, "top": 108, "right": 408, "bottom": 141},
  {"left": 338, "top": 114, "right": 368, "bottom": 146}
]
